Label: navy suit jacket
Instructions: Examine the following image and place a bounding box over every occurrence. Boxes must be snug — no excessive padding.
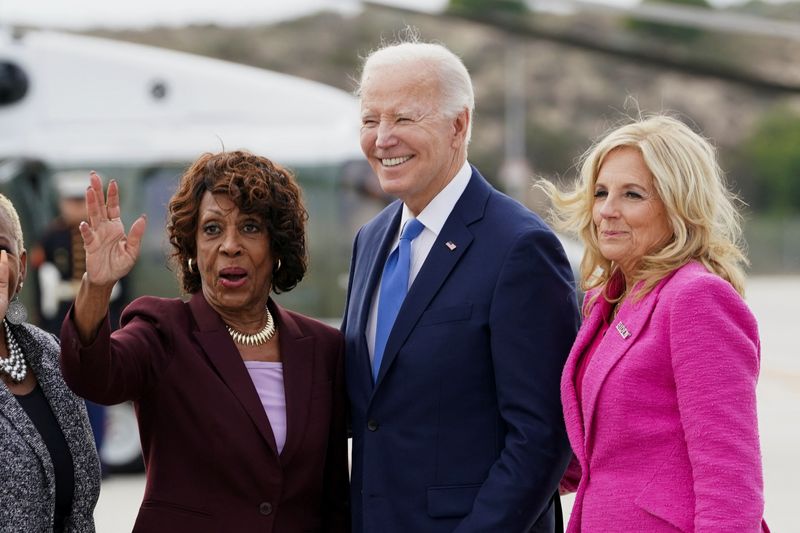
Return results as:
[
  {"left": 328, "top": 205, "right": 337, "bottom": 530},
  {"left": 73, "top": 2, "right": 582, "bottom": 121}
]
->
[{"left": 342, "top": 167, "right": 579, "bottom": 532}]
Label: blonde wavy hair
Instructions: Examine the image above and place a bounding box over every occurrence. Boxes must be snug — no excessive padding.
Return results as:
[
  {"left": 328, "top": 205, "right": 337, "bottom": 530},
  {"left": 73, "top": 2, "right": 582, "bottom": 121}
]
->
[{"left": 539, "top": 114, "right": 748, "bottom": 309}]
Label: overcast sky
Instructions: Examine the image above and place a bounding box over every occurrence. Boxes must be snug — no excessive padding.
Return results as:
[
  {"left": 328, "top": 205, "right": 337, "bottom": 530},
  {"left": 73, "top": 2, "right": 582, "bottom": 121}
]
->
[
  {"left": 0, "top": 0, "right": 441, "bottom": 29},
  {"left": 0, "top": 0, "right": 764, "bottom": 30}
]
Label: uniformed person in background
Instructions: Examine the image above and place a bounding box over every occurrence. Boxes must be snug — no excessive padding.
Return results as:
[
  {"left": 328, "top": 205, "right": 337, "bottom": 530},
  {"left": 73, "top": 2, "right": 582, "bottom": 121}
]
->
[{"left": 31, "top": 170, "right": 128, "bottom": 475}]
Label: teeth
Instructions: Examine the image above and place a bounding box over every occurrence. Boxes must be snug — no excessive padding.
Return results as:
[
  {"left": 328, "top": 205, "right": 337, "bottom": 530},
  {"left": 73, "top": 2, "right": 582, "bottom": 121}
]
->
[{"left": 382, "top": 156, "right": 411, "bottom": 167}]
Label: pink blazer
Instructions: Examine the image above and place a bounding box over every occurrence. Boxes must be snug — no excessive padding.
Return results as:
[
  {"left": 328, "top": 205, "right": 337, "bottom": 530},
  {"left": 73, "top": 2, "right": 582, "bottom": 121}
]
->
[{"left": 561, "top": 261, "right": 768, "bottom": 532}]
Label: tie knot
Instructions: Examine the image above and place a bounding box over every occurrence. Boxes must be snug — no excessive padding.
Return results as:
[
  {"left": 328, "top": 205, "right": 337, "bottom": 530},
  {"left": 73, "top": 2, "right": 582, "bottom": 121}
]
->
[{"left": 400, "top": 218, "right": 425, "bottom": 242}]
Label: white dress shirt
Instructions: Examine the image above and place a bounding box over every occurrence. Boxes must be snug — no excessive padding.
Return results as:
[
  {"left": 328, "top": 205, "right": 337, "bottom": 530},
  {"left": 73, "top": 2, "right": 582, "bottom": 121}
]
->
[{"left": 366, "top": 160, "right": 472, "bottom": 362}]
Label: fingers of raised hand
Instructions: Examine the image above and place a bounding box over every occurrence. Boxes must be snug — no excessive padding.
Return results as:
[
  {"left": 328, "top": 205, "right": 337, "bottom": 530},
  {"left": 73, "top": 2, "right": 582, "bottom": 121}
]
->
[
  {"left": 78, "top": 220, "right": 95, "bottom": 248},
  {"left": 87, "top": 172, "right": 123, "bottom": 227},
  {"left": 106, "top": 180, "right": 121, "bottom": 221},
  {"left": 126, "top": 215, "right": 148, "bottom": 256},
  {"left": 86, "top": 172, "right": 104, "bottom": 226}
]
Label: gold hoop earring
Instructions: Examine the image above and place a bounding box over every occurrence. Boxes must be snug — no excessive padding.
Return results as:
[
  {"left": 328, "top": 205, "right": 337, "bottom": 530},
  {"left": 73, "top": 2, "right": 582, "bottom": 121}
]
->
[
  {"left": 188, "top": 258, "right": 195, "bottom": 273},
  {"left": 275, "top": 259, "right": 281, "bottom": 272}
]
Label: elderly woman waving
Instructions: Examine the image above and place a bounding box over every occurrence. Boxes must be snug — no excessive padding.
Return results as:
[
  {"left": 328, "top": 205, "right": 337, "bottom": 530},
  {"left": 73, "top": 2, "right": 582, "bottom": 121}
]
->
[{"left": 60, "top": 151, "right": 349, "bottom": 533}]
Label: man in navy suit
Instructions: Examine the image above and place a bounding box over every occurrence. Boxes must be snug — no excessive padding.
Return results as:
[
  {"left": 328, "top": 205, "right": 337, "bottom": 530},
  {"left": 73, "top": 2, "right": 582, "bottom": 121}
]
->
[{"left": 342, "top": 38, "right": 579, "bottom": 532}]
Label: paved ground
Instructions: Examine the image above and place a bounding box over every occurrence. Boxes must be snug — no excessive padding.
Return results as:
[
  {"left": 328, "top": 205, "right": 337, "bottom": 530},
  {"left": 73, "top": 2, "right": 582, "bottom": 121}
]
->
[{"left": 94, "top": 276, "right": 800, "bottom": 532}]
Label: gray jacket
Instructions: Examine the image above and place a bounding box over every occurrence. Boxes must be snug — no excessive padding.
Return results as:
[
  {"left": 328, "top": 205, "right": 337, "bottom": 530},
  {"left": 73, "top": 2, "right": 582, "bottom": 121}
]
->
[{"left": 0, "top": 323, "right": 100, "bottom": 532}]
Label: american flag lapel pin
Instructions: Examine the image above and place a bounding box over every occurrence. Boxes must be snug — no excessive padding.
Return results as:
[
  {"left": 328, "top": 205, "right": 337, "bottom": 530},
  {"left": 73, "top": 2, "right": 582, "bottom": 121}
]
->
[
  {"left": 616, "top": 321, "right": 631, "bottom": 339},
  {"left": 445, "top": 241, "right": 457, "bottom": 251}
]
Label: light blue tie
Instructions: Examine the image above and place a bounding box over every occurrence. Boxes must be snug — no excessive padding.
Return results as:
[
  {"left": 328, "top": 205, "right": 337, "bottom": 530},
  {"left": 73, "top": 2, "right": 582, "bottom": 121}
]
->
[{"left": 373, "top": 218, "right": 425, "bottom": 382}]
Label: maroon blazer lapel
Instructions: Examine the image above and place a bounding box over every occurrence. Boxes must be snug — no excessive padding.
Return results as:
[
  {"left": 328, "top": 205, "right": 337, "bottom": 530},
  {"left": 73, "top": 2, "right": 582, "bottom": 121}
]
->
[
  {"left": 188, "top": 293, "right": 279, "bottom": 457},
  {"left": 271, "top": 301, "right": 314, "bottom": 466}
]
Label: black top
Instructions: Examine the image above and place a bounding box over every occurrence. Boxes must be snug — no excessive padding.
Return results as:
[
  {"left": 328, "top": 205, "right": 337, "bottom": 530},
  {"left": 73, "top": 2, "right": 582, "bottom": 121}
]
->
[{"left": 15, "top": 384, "right": 75, "bottom": 532}]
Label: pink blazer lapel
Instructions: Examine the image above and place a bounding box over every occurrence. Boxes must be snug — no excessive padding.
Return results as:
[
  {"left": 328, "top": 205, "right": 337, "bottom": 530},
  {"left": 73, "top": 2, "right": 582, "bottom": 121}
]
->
[
  {"left": 580, "top": 274, "right": 675, "bottom": 454},
  {"left": 561, "top": 292, "right": 611, "bottom": 466}
]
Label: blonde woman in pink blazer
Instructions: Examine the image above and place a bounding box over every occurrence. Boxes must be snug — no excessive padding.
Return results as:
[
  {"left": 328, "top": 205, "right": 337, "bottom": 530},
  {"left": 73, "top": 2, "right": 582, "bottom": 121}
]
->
[{"left": 541, "top": 115, "right": 769, "bottom": 532}]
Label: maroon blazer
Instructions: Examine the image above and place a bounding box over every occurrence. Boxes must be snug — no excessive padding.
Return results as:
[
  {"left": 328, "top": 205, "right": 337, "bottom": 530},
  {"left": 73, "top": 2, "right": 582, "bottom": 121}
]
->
[{"left": 60, "top": 293, "right": 349, "bottom": 532}]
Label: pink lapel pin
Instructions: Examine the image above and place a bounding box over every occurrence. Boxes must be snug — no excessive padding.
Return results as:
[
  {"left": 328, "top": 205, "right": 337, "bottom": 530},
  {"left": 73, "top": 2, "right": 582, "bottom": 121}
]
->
[
  {"left": 445, "top": 241, "right": 457, "bottom": 251},
  {"left": 616, "top": 321, "right": 631, "bottom": 339}
]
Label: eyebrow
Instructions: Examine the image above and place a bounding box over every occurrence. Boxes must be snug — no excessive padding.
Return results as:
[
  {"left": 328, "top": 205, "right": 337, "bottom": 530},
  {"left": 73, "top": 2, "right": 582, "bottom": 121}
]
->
[
  {"left": 201, "top": 209, "right": 264, "bottom": 222},
  {"left": 198, "top": 206, "right": 238, "bottom": 221},
  {"left": 595, "top": 180, "right": 649, "bottom": 189},
  {"left": 361, "top": 108, "right": 427, "bottom": 119},
  {"left": 200, "top": 208, "right": 225, "bottom": 217}
]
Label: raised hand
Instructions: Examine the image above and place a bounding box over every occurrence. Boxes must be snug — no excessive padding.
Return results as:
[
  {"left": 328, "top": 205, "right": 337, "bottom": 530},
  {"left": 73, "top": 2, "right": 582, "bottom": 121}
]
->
[{"left": 79, "top": 172, "right": 147, "bottom": 288}]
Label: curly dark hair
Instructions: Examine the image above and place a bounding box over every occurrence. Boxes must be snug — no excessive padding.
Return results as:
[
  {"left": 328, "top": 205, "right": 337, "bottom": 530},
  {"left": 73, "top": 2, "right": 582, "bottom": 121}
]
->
[{"left": 168, "top": 150, "right": 308, "bottom": 295}]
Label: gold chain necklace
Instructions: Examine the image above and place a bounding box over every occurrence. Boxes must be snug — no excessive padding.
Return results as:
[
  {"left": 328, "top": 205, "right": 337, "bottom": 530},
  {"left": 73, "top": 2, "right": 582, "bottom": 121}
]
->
[{"left": 225, "top": 307, "right": 276, "bottom": 347}]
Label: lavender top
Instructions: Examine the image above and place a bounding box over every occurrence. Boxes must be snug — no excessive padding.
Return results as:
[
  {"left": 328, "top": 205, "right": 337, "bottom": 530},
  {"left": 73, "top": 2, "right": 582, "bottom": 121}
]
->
[{"left": 244, "top": 361, "right": 286, "bottom": 454}]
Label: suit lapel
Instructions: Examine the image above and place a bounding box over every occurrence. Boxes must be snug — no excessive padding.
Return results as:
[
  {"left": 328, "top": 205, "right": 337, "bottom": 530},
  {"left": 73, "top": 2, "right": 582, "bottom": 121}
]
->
[
  {"left": 189, "top": 293, "right": 279, "bottom": 457},
  {"left": 0, "top": 387, "right": 54, "bottom": 479},
  {"left": 357, "top": 204, "right": 403, "bottom": 390},
  {"left": 272, "top": 302, "right": 313, "bottom": 466},
  {"left": 560, "top": 295, "right": 611, "bottom": 467},
  {"left": 0, "top": 340, "right": 55, "bottom": 494},
  {"left": 374, "top": 223, "right": 473, "bottom": 387},
  {"left": 581, "top": 274, "right": 674, "bottom": 453},
  {"left": 374, "top": 169, "right": 489, "bottom": 388},
  {"left": 22, "top": 328, "right": 87, "bottom": 451},
  {"left": 22, "top": 326, "right": 100, "bottom": 524}
]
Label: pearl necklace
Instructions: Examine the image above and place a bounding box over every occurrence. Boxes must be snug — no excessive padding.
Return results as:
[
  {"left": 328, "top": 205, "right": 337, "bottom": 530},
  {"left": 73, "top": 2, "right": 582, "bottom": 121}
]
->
[
  {"left": 0, "top": 319, "right": 26, "bottom": 383},
  {"left": 225, "top": 307, "right": 276, "bottom": 347}
]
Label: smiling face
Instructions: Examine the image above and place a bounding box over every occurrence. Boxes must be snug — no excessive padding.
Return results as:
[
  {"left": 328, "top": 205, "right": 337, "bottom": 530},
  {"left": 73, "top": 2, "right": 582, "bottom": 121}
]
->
[
  {"left": 359, "top": 62, "right": 468, "bottom": 215},
  {"left": 0, "top": 208, "right": 26, "bottom": 302},
  {"left": 196, "top": 191, "right": 272, "bottom": 322},
  {"left": 592, "top": 147, "right": 673, "bottom": 283}
]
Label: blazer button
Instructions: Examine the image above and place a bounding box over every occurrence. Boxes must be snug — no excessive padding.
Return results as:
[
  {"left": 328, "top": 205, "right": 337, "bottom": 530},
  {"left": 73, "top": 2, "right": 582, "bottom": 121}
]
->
[
  {"left": 259, "top": 502, "right": 273, "bottom": 515},
  {"left": 367, "top": 419, "right": 379, "bottom": 431}
]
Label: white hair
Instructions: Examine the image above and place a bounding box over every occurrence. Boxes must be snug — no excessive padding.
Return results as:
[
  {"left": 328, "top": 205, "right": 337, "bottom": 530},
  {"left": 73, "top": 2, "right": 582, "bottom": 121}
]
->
[
  {"left": 358, "top": 37, "right": 475, "bottom": 143},
  {"left": 0, "top": 193, "right": 24, "bottom": 252}
]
